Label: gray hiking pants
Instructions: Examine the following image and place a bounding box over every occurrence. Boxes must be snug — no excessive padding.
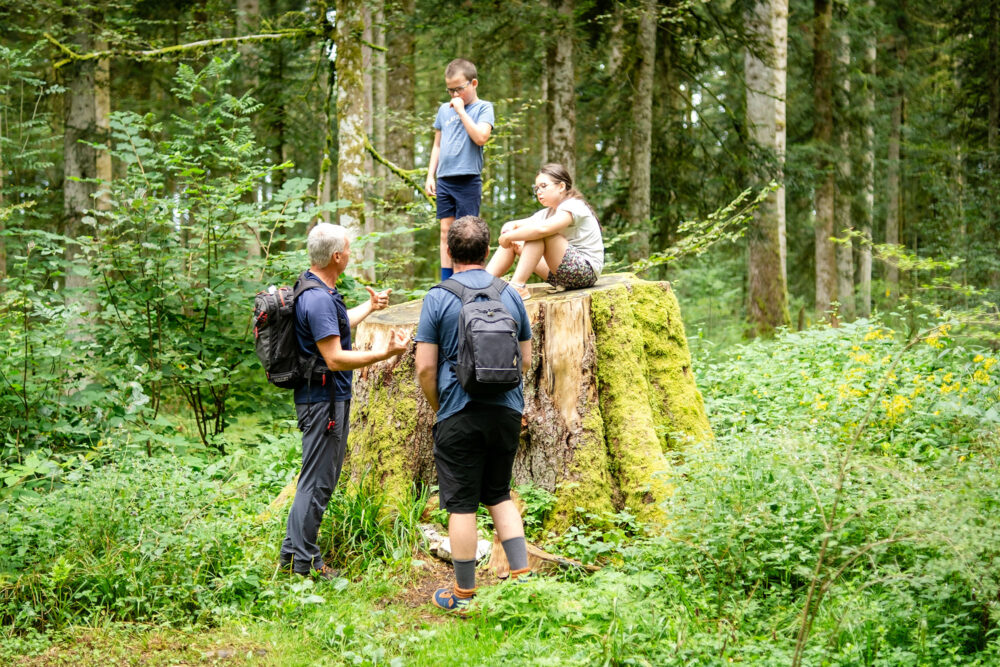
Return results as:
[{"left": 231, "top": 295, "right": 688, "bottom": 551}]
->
[{"left": 281, "top": 399, "right": 350, "bottom": 573}]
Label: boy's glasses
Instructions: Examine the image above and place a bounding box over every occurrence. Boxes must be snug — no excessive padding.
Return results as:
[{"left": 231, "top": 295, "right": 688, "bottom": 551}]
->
[
  {"left": 447, "top": 81, "right": 472, "bottom": 95},
  {"left": 532, "top": 182, "right": 554, "bottom": 195}
]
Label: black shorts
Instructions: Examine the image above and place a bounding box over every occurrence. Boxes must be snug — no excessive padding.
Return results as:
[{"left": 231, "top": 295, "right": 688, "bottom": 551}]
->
[
  {"left": 435, "top": 174, "right": 482, "bottom": 220},
  {"left": 433, "top": 402, "right": 522, "bottom": 514}
]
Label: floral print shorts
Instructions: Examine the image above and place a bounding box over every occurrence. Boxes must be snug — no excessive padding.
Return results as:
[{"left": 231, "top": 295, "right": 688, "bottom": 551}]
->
[{"left": 548, "top": 244, "right": 598, "bottom": 289}]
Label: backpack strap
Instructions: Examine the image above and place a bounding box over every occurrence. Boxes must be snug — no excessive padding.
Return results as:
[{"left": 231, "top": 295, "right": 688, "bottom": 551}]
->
[
  {"left": 438, "top": 276, "right": 508, "bottom": 304},
  {"left": 293, "top": 271, "right": 326, "bottom": 298},
  {"left": 293, "top": 271, "right": 332, "bottom": 388}
]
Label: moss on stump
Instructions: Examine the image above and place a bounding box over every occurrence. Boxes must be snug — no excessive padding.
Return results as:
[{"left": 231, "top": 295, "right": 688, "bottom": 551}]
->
[{"left": 345, "top": 273, "right": 712, "bottom": 528}]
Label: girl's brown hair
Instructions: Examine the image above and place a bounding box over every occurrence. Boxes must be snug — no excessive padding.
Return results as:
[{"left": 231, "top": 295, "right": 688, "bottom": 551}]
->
[{"left": 538, "top": 163, "right": 597, "bottom": 220}]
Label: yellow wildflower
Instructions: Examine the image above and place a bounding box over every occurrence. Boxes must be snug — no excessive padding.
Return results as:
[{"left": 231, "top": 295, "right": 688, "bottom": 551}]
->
[
  {"left": 985, "top": 358, "right": 997, "bottom": 371},
  {"left": 974, "top": 369, "right": 990, "bottom": 384},
  {"left": 974, "top": 354, "right": 985, "bottom": 363}
]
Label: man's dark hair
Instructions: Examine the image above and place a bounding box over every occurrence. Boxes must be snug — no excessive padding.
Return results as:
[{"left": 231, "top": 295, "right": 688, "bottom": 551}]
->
[{"left": 448, "top": 216, "right": 490, "bottom": 265}]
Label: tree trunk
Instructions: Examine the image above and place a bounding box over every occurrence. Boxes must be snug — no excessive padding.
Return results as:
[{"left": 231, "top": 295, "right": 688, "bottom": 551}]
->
[
  {"left": 547, "top": 0, "right": 576, "bottom": 179},
  {"left": 857, "top": 0, "right": 875, "bottom": 318},
  {"left": 0, "top": 83, "right": 5, "bottom": 283},
  {"left": 236, "top": 0, "right": 261, "bottom": 80},
  {"left": 834, "top": 6, "right": 854, "bottom": 320},
  {"left": 988, "top": 2, "right": 999, "bottom": 290},
  {"left": 63, "top": 18, "right": 99, "bottom": 293},
  {"left": 813, "top": 0, "right": 836, "bottom": 318},
  {"left": 346, "top": 274, "right": 713, "bottom": 529},
  {"left": 335, "top": 0, "right": 366, "bottom": 243},
  {"left": 359, "top": 2, "right": 376, "bottom": 281},
  {"left": 627, "top": 0, "right": 656, "bottom": 262},
  {"left": 745, "top": 0, "right": 790, "bottom": 337},
  {"left": 885, "top": 29, "right": 905, "bottom": 297},
  {"left": 385, "top": 0, "right": 415, "bottom": 277},
  {"left": 319, "top": 52, "right": 334, "bottom": 223}
]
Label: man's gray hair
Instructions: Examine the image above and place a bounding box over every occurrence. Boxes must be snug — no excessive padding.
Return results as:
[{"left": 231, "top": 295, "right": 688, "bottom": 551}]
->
[{"left": 307, "top": 223, "right": 348, "bottom": 268}]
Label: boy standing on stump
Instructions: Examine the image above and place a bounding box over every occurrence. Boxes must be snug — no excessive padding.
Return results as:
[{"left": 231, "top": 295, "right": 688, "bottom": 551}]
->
[
  {"left": 415, "top": 216, "right": 533, "bottom": 612},
  {"left": 424, "top": 59, "right": 494, "bottom": 282}
]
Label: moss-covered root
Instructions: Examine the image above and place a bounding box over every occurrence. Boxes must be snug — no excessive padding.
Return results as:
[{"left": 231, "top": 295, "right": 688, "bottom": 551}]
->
[
  {"left": 590, "top": 283, "right": 673, "bottom": 524},
  {"left": 547, "top": 407, "right": 617, "bottom": 531},
  {"left": 629, "top": 281, "right": 713, "bottom": 449}
]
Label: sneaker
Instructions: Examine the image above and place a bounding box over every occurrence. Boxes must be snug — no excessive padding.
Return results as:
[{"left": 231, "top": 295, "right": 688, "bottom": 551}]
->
[
  {"left": 431, "top": 585, "right": 476, "bottom": 613},
  {"left": 509, "top": 567, "right": 534, "bottom": 584},
  {"left": 510, "top": 281, "right": 532, "bottom": 301}
]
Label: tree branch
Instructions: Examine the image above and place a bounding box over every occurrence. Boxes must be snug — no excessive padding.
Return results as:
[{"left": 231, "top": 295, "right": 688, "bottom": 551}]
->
[
  {"left": 363, "top": 135, "right": 434, "bottom": 206},
  {"left": 43, "top": 29, "right": 323, "bottom": 69}
]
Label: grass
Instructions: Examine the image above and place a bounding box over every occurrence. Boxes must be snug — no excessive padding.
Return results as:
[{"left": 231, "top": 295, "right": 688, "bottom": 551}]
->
[{"left": 3, "top": 314, "right": 1000, "bottom": 664}]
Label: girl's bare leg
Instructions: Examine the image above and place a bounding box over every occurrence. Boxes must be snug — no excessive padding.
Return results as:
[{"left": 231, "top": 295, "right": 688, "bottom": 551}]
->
[
  {"left": 486, "top": 245, "right": 517, "bottom": 277},
  {"left": 511, "top": 239, "right": 545, "bottom": 285}
]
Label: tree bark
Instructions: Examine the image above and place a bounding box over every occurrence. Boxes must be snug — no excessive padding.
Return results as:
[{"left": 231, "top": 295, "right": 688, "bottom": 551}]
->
[
  {"left": 813, "top": 0, "right": 836, "bottom": 317},
  {"left": 346, "top": 275, "right": 712, "bottom": 529},
  {"left": 546, "top": 0, "right": 576, "bottom": 179},
  {"left": 834, "top": 5, "right": 854, "bottom": 320},
  {"left": 857, "top": 0, "right": 876, "bottom": 318},
  {"left": 745, "top": 0, "right": 790, "bottom": 337},
  {"left": 627, "top": 0, "right": 657, "bottom": 262},
  {"left": 335, "top": 0, "right": 367, "bottom": 244}
]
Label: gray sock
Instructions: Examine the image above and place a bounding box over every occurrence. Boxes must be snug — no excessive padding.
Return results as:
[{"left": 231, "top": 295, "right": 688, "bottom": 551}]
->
[
  {"left": 453, "top": 558, "right": 476, "bottom": 590},
  {"left": 501, "top": 537, "right": 529, "bottom": 571}
]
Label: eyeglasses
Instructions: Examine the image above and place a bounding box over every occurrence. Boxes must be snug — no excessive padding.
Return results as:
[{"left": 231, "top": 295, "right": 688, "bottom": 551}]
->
[
  {"left": 447, "top": 81, "right": 472, "bottom": 95},
  {"left": 532, "top": 182, "right": 555, "bottom": 195}
]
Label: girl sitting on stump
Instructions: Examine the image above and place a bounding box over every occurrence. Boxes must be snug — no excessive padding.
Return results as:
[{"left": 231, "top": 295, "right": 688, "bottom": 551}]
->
[{"left": 486, "top": 163, "right": 604, "bottom": 300}]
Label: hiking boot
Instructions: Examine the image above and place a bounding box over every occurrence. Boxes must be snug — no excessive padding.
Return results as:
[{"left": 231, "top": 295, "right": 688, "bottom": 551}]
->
[
  {"left": 311, "top": 564, "right": 341, "bottom": 580},
  {"left": 431, "top": 585, "right": 476, "bottom": 613},
  {"left": 278, "top": 553, "right": 294, "bottom": 571}
]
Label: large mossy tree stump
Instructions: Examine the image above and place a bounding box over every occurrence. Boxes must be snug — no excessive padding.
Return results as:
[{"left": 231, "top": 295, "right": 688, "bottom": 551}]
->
[{"left": 346, "top": 273, "right": 712, "bottom": 529}]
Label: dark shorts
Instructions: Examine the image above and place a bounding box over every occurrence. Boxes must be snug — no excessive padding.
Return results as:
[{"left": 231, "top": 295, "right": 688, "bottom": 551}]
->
[
  {"left": 433, "top": 402, "right": 522, "bottom": 514},
  {"left": 548, "top": 244, "right": 599, "bottom": 289},
  {"left": 436, "top": 174, "right": 482, "bottom": 220}
]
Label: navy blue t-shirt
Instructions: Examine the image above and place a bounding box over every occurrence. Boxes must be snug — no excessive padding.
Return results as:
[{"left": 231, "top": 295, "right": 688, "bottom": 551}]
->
[
  {"left": 293, "top": 271, "right": 352, "bottom": 404},
  {"left": 415, "top": 269, "right": 532, "bottom": 422}
]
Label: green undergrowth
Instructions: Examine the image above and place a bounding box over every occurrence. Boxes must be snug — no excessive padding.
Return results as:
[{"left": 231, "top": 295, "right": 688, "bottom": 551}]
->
[{"left": 3, "top": 315, "right": 1000, "bottom": 664}]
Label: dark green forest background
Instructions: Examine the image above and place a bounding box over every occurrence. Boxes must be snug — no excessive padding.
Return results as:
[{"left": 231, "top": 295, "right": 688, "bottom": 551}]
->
[
  {"left": 1, "top": 0, "right": 997, "bottom": 459},
  {"left": 2, "top": 2, "right": 1000, "bottom": 663}
]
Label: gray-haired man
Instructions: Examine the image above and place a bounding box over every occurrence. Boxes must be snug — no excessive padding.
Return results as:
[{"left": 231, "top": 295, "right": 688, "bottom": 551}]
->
[{"left": 279, "top": 223, "right": 409, "bottom": 578}]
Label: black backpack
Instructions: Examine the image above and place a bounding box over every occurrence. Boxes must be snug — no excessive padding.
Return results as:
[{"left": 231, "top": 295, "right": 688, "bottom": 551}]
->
[
  {"left": 438, "top": 276, "right": 523, "bottom": 395},
  {"left": 253, "top": 272, "right": 330, "bottom": 389}
]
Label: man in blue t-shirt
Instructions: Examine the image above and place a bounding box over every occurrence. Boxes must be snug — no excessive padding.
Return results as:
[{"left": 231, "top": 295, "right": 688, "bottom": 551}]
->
[
  {"left": 424, "top": 58, "right": 495, "bottom": 282},
  {"left": 280, "top": 223, "right": 410, "bottom": 579},
  {"left": 415, "top": 216, "right": 534, "bottom": 612}
]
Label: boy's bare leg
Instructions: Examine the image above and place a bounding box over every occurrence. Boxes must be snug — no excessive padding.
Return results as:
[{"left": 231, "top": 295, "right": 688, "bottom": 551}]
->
[{"left": 440, "top": 216, "right": 455, "bottom": 277}]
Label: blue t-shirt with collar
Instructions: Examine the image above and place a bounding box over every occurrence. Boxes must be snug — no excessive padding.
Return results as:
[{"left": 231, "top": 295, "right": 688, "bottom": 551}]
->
[
  {"left": 433, "top": 99, "right": 495, "bottom": 178},
  {"left": 415, "top": 269, "right": 532, "bottom": 422},
  {"left": 293, "top": 270, "right": 352, "bottom": 404}
]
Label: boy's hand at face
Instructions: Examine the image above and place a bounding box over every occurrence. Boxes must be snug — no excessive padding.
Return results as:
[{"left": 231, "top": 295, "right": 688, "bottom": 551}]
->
[{"left": 449, "top": 96, "right": 466, "bottom": 114}]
